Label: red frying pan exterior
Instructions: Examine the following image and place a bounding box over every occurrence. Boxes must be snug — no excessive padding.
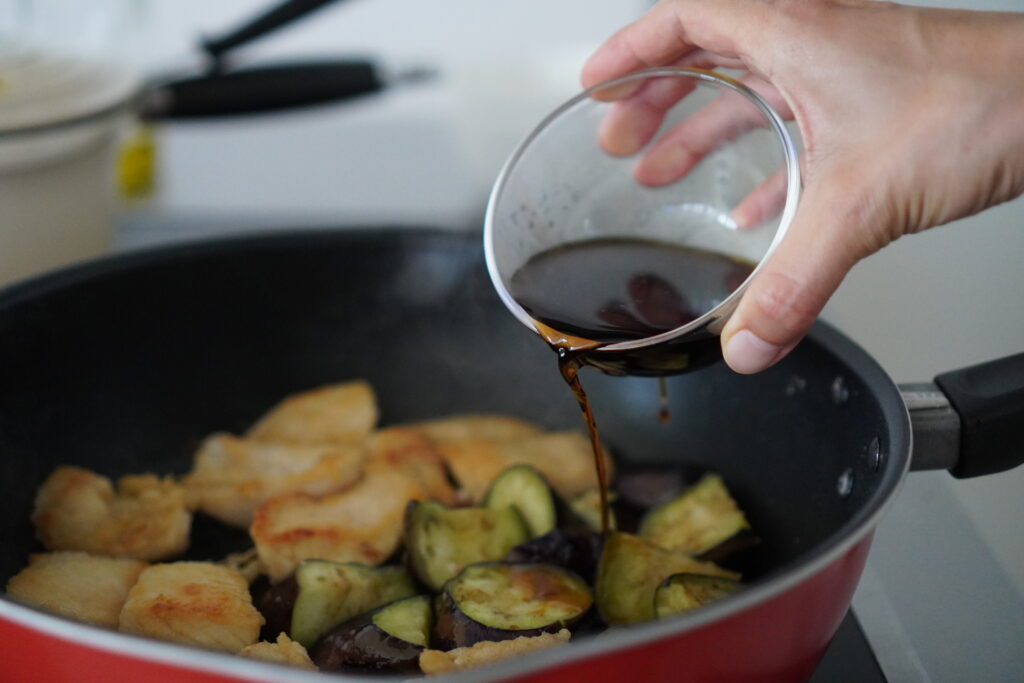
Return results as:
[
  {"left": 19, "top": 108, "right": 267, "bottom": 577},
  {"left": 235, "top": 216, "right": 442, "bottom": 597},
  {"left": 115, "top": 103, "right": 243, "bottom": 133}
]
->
[{"left": 0, "top": 534, "right": 872, "bottom": 682}]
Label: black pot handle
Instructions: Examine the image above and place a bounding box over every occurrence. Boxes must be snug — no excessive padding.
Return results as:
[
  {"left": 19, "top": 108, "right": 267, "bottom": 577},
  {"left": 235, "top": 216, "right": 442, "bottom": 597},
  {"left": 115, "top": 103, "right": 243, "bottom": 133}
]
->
[
  {"left": 935, "top": 353, "right": 1024, "bottom": 477},
  {"left": 140, "top": 61, "right": 383, "bottom": 121},
  {"left": 905, "top": 353, "right": 1024, "bottom": 477},
  {"left": 201, "top": 0, "right": 343, "bottom": 64}
]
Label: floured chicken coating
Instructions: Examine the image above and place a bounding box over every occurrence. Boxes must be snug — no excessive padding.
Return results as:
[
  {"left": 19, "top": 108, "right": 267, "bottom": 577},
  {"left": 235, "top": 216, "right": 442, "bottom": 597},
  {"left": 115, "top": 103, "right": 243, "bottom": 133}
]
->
[
  {"left": 183, "top": 434, "right": 367, "bottom": 528},
  {"left": 251, "top": 427, "right": 457, "bottom": 582},
  {"left": 419, "top": 629, "right": 570, "bottom": 675},
  {"left": 246, "top": 380, "right": 377, "bottom": 445},
  {"left": 437, "top": 431, "right": 614, "bottom": 502},
  {"left": 410, "top": 414, "right": 544, "bottom": 444},
  {"left": 239, "top": 633, "right": 318, "bottom": 670},
  {"left": 5, "top": 551, "right": 148, "bottom": 628},
  {"left": 118, "top": 562, "right": 263, "bottom": 652},
  {"left": 33, "top": 467, "right": 191, "bottom": 561}
]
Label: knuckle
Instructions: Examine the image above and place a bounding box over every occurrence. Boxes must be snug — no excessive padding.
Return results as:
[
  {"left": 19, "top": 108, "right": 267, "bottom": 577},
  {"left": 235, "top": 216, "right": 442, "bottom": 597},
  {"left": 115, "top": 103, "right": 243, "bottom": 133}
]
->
[{"left": 748, "top": 271, "right": 819, "bottom": 337}]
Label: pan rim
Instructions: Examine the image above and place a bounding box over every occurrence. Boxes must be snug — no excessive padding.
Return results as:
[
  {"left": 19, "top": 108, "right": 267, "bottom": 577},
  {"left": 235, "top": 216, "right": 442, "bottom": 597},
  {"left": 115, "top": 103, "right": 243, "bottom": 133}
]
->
[{"left": 0, "top": 227, "right": 912, "bottom": 681}]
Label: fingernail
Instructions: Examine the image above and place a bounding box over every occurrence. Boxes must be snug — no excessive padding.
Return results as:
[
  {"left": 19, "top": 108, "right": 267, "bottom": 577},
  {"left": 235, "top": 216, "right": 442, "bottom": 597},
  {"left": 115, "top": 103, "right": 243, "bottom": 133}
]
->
[{"left": 724, "top": 329, "right": 782, "bottom": 374}]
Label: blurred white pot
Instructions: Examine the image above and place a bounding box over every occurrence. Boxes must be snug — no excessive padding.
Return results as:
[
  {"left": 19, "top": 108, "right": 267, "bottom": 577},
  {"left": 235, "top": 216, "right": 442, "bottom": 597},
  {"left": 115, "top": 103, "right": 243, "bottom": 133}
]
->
[{"left": 0, "top": 47, "right": 136, "bottom": 285}]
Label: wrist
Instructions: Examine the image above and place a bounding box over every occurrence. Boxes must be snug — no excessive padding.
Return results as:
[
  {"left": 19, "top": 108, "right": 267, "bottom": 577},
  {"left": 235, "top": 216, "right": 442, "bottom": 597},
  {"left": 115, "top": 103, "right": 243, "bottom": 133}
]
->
[{"left": 923, "top": 9, "right": 1024, "bottom": 206}]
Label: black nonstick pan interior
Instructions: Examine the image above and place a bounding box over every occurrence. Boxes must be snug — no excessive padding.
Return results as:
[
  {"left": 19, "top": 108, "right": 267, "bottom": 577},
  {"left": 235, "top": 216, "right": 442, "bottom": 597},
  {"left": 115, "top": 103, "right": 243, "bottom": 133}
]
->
[{"left": 0, "top": 229, "right": 907, "bottom": 589}]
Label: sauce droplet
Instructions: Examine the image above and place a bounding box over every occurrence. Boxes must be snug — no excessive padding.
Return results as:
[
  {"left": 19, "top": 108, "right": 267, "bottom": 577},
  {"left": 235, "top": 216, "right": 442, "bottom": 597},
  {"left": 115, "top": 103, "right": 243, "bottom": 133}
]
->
[{"left": 657, "top": 377, "right": 670, "bottom": 424}]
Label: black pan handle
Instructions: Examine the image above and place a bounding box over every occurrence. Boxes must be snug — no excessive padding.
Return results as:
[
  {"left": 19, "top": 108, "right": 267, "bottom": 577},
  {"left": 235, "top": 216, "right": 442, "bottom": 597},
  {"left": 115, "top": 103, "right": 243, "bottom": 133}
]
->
[
  {"left": 905, "top": 353, "right": 1024, "bottom": 477},
  {"left": 202, "top": 0, "right": 344, "bottom": 64},
  {"left": 935, "top": 353, "right": 1024, "bottom": 477},
  {"left": 139, "top": 60, "right": 381, "bottom": 120}
]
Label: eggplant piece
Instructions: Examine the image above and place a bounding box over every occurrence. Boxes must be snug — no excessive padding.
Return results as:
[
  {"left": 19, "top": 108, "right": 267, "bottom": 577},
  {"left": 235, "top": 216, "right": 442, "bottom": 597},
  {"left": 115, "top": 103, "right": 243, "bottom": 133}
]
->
[
  {"left": 653, "top": 573, "right": 743, "bottom": 619},
  {"left": 290, "top": 560, "right": 416, "bottom": 647},
  {"left": 257, "top": 574, "right": 298, "bottom": 641},
  {"left": 695, "top": 529, "right": 760, "bottom": 565},
  {"left": 404, "top": 499, "right": 529, "bottom": 590},
  {"left": 483, "top": 465, "right": 557, "bottom": 538},
  {"left": 611, "top": 467, "right": 690, "bottom": 533},
  {"left": 638, "top": 473, "right": 753, "bottom": 557},
  {"left": 615, "top": 467, "right": 688, "bottom": 509},
  {"left": 565, "top": 488, "right": 618, "bottom": 532},
  {"left": 309, "top": 595, "right": 432, "bottom": 673},
  {"left": 595, "top": 532, "right": 739, "bottom": 625},
  {"left": 434, "top": 563, "right": 593, "bottom": 649},
  {"left": 504, "top": 528, "right": 603, "bottom": 583}
]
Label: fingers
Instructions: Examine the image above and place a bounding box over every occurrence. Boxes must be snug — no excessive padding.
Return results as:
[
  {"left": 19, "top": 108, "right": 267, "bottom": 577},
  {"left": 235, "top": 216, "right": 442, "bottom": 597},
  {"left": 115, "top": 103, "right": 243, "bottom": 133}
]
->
[
  {"left": 582, "top": 2, "right": 696, "bottom": 90},
  {"left": 582, "top": 0, "right": 768, "bottom": 88},
  {"left": 731, "top": 167, "right": 789, "bottom": 229},
  {"left": 633, "top": 74, "right": 792, "bottom": 187},
  {"left": 628, "top": 274, "right": 694, "bottom": 329},
  {"left": 597, "top": 301, "right": 659, "bottom": 338},
  {"left": 720, "top": 182, "right": 867, "bottom": 374},
  {"left": 597, "top": 76, "right": 699, "bottom": 155},
  {"left": 588, "top": 50, "right": 750, "bottom": 104}
]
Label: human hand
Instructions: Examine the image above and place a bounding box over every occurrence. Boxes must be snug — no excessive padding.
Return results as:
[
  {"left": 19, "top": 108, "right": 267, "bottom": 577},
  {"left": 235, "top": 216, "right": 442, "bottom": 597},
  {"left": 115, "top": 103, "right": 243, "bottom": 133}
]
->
[{"left": 583, "top": 0, "right": 1024, "bottom": 373}]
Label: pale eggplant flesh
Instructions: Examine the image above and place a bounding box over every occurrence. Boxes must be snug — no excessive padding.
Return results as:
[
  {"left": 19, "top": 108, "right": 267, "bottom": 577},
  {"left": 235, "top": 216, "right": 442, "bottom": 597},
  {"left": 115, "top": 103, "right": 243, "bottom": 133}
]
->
[
  {"left": 433, "top": 562, "right": 593, "bottom": 650},
  {"left": 638, "top": 473, "right": 754, "bottom": 558},
  {"left": 404, "top": 499, "right": 530, "bottom": 591}
]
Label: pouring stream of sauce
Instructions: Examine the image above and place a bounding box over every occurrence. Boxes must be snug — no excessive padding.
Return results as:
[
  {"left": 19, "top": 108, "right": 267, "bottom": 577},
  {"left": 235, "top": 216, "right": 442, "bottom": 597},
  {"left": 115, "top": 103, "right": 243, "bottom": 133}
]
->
[{"left": 534, "top": 321, "right": 612, "bottom": 534}]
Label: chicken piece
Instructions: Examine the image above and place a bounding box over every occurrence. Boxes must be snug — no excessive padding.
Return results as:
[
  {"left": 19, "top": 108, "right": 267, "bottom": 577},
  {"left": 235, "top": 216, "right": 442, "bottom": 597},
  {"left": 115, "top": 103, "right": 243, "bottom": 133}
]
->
[
  {"left": 239, "top": 633, "right": 317, "bottom": 670},
  {"left": 183, "top": 433, "right": 367, "bottom": 527},
  {"left": 419, "top": 629, "right": 570, "bottom": 675},
  {"left": 5, "top": 551, "right": 147, "bottom": 628},
  {"left": 251, "top": 427, "right": 457, "bottom": 582},
  {"left": 246, "top": 380, "right": 377, "bottom": 445},
  {"left": 410, "top": 414, "right": 543, "bottom": 444},
  {"left": 33, "top": 466, "right": 191, "bottom": 561},
  {"left": 118, "top": 562, "right": 263, "bottom": 652},
  {"left": 437, "top": 432, "right": 614, "bottom": 502}
]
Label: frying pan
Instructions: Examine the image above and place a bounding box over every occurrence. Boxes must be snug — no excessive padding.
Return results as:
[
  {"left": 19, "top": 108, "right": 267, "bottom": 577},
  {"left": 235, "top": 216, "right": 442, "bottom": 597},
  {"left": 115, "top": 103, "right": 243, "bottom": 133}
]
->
[{"left": 0, "top": 229, "right": 1021, "bottom": 682}]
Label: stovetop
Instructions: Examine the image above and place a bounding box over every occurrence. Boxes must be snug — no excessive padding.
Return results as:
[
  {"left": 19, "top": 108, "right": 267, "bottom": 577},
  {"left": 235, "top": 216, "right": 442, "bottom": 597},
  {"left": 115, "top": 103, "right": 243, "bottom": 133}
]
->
[{"left": 811, "top": 612, "right": 885, "bottom": 683}]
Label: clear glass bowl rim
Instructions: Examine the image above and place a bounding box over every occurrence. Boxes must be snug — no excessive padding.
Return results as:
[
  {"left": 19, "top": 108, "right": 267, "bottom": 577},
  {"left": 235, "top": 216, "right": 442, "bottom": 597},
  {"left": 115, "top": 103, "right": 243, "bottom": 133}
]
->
[{"left": 483, "top": 66, "right": 802, "bottom": 353}]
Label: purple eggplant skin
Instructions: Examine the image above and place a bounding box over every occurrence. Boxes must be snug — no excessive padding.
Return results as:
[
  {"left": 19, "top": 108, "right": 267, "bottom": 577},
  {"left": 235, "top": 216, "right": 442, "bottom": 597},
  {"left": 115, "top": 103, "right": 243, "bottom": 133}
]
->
[
  {"left": 611, "top": 466, "right": 695, "bottom": 533},
  {"left": 257, "top": 574, "right": 298, "bottom": 641},
  {"left": 504, "top": 528, "right": 604, "bottom": 584},
  {"left": 433, "top": 590, "right": 562, "bottom": 651},
  {"left": 696, "top": 529, "right": 761, "bottom": 566},
  {"left": 309, "top": 614, "right": 422, "bottom": 674},
  {"left": 615, "top": 467, "right": 689, "bottom": 510}
]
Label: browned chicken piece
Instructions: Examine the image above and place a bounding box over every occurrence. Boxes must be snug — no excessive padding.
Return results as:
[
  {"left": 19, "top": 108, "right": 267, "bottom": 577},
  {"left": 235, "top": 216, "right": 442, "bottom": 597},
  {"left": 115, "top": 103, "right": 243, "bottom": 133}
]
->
[
  {"left": 410, "top": 414, "right": 544, "bottom": 443},
  {"left": 5, "top": 551, "right": 148, "bottom": 628},
  {"left": 239, "top": 633, "right": 317, "bottom": 670},
  {"left": 182, "top": 433, "right": 367, "bottom": 528},
  {"left": 437, "top": 431, "right": 614, "bottom": 502},
  {"left": 419, "top": 629, "right": 570, "bottom": 675},
  {"left": 246, "top": 380, "right": 377, "bottom": 445},
  {"left": 118, "top": 562, "right": 263, "bottom": 652},
  {"left": 32, "top": 466, "right": 191, "bottom": 561},
  {"left": 251, "top": 427, "right": 457, "bottom": 582}
]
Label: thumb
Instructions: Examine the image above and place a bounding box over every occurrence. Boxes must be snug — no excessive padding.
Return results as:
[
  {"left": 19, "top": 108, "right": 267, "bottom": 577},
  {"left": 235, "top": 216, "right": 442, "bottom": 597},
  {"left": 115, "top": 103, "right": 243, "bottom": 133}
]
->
[{"left": 720, "top": 185, "right": 869, "bottom": 374}]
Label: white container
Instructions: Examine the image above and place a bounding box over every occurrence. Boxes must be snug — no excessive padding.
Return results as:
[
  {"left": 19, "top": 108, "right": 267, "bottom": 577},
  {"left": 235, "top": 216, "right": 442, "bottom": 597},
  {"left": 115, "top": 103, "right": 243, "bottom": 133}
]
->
[{"left": 0, "top": 47, "right": 136, "bottom": 285}]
